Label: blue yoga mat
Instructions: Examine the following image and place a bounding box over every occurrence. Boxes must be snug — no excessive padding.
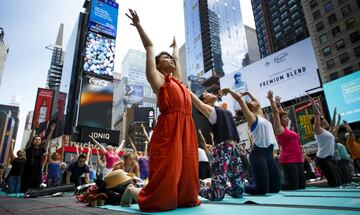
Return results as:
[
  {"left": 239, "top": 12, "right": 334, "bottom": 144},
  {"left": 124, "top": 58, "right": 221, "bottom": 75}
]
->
[
  {"left": 200, "top": 193, "right": 360, "bottom": 209},
  {"left": 99, "top": 203, "right": 360, "bottom": 215},
  {"left": 305, "top": 187, "right": 360, "bottom": 192},
  {"left": 0, "top": 191, "right": 24, "bottom": 198},
  {"left": 280, "top": 191, "right": 360, "bottom": 198}
]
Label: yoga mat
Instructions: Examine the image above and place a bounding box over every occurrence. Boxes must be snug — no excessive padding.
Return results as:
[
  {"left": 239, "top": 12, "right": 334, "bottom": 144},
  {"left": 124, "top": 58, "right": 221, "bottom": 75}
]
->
[
  {"left": 0, "top": 191, "right": 24, "bottom": 198},
  {"left": 200, "top": 194, "right": 360, "bottom": 209},
  {"left": 304, "top": 186, "right": 360, "bottom": 192},
  {"left": 99, "top": 203, "right": 360, "bottom": 215},
  {"left": 281, "top": 191, "right": 360, "bottom": 198}
]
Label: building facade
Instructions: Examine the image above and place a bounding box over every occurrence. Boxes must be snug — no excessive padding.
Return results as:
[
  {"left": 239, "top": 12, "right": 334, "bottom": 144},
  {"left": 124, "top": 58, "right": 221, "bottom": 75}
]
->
[
  {"left": 0, "top": 28, "right": 9, "bottom": 86},
  {"left": 0, "top": 104, "right": 19, "bottom": 164},
  {"left": 252, "top": 0, "right": 309, "bottom": 58},
  {"left": 301, "top": 0, "right": 360, "bottom": 83},
  {"left": 184, "top": 0, "right": 254, "bottom": 94},
  {"left": 113, "top": 49, "right": 157, "bottom": 131},
  {"left": 47, "top": 24, "right": 65, "bottom": 89}
]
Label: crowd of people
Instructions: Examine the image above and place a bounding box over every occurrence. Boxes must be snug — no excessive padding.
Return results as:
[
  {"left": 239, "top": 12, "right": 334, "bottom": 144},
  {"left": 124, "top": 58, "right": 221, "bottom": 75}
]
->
[{"left": 0, "top": 8, "right": 359, "bottom": 213}]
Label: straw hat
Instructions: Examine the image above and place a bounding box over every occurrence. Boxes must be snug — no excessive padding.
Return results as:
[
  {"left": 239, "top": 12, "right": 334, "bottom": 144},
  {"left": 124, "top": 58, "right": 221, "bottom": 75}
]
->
[{"left": 104, "top": 169, "right": 133, "bottom": 189}]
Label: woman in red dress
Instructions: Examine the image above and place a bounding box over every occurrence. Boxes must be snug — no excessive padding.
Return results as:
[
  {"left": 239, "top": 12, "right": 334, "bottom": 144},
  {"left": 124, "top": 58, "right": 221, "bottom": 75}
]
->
[{"left": 121, "top": 9, "right": 200, "bottom": 212}]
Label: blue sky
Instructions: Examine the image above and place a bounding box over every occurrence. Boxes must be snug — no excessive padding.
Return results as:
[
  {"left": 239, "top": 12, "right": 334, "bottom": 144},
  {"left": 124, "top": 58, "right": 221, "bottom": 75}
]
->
[{"left": 0, "top": 0, "right": 255, "bottom": 151}]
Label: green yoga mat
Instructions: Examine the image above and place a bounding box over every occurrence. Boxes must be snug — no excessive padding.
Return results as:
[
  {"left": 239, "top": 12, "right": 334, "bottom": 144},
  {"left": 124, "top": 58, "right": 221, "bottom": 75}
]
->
[
  {"left": 304, "top": 187, "right": 360, "bottom": 192},
  {"left": 280, "top": 191, "right": 360, "bottom": 198},
  {"left": 99, "top": 203, "right": 360, "bottom": 215},
  {"left": 201, "top": 194, "right": 360, "bottom": 209},
  {"left": 0, "top": 191, "right": 24, "bottom": 198}
]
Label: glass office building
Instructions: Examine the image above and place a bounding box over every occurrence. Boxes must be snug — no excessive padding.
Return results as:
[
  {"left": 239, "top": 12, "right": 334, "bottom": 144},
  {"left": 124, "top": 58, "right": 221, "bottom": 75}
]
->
[{"left": 184, "top": 0, "right": 250, "bottom": 94}]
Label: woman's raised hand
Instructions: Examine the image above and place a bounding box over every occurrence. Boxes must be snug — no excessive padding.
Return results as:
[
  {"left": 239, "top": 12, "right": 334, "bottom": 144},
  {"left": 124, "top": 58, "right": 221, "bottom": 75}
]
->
[{"left": 126, "top": 9, "right": 140, "bottom": 27}]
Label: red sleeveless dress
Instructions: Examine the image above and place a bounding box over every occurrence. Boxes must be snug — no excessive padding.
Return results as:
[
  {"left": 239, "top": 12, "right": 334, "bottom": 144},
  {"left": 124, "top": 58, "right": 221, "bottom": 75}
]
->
[{"left": 137, "top": 76, "right": 201, "bottom": 211}]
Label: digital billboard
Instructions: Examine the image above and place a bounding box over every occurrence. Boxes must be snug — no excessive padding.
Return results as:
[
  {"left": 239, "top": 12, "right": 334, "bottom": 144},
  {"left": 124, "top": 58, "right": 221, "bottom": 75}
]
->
[
  {"left": 89, "top": 0, "right": 118, "bottom": 38},
  {"left": 33, "top": 88, "right": 55, "bottom": 135},
  {"left": 83, "top": 32, "right": 115, "bottom": 78},
  {"left": 125, "top": 84, "right": 144, "bottom": 105},
  {"left": 51, "top": 91, "right": 67, "bottom": 137},
  {"left": 324, "top": 70, "right": 360, "bottom": 123},
  {"left": 77, "top": 76, "right": 113, "bottom": 129},
  {"left": 220, "top": 38, "right": 321, "bottom": 115}
]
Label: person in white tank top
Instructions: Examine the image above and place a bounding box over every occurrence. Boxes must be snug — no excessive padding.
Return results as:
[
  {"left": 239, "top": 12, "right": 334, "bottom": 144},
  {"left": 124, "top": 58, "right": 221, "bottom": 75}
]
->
[
  {"left": 220, "top": 89, "right": 280, "bottom": 195},
  {"left": 308, "top": 95, "right": 341, "bottom": 187}
]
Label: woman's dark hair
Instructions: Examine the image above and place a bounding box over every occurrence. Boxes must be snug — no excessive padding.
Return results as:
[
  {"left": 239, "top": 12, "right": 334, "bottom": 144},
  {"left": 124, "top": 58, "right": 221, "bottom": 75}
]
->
[
  {"left": 78, "top": 154, "right": 87, "bottom": 160},
  {"left": 198, "top": 94, "right": 205, "bottom": 101},
  {"left": 155, "top": 51, "right": 175, "bottom": 66},
  {"left": 31, "top": 135, "right": 42, "bottom": 144}
]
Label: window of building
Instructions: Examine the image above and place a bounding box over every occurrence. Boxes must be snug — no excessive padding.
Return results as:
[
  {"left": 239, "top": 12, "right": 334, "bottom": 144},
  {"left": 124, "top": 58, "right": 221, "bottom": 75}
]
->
[
  {"left": 279, "top": 5, "right": 286, "bottom": 13},
  {"left": 345, "top": 17, "right": 356, "bottom": 30},
  {"left": 329, "top": 72, "right": 339, "bottom": 80},
  {"left": 341, "top": 5, "right": 352, "bottom": 17},
  {"left": 295, "top": 27, "right": 304, "bottom": 35},
  {"left": 343, "top": 66, "right": 353, "bottom": 75},
  {"left": 289, "top": 4, "right": 297, "bottom": 13},
  {"left": 316, "top": 22, "right": 324, "bottom": 31},
  {"left": 284, "top": 25, "right": 292, "bottom": 34},
  {"left": 282, "top": 18, "right": 290, "bottom": 26},
  {"left": 319, "top": 33, "right": 328, "bottom": 44},
  {"left": 339, "top": 52, "right": 350, "bottom": 64},
  {"left": 310, "top": 0, "right": 318, "bottom": 9},
  {"left": 280, "top": 11, "right": 288, "bottom": 20},
  {"left": 354, "top": 46, "right": 360, "bottom": 57},
  {"left": 338, "top": 0, "right": 348, "bottom": 5},
  {"left": 275, "top": 32, "right": 283, "bottom": 39},
  {"left": 274, "top": 25, "right": 281, "bottom": 33},
  {"left": 291, "top": 11, "right": 299, "bottom": 20},
  {"left": 357, "top": 0, "right": 360, "bottom": 8},
  {"left": 331, "top": 26, "right": 341, "bottom": 37},
  {"left": 313, "top": 10, "right": 321, "bottom": 20},
  {"left": 288, "top": 0, "right": 296, "bottom": 6},
  {"left": 324, "top": 1, "right": 334, "bottom": 13},
  {"left": 272, "top": 18, "right": 280, "bottom": 25},
  {"left": 335, "top": 39, "right": 346, "bottom": 50},
  {"left": 328, "top": 13, "right": 337, "bottom": 25},
  {"left": 322, "top": 46, "right": 332, "bottom": 56},
  {"left": 326, "top": 58, "right": 336, "bottom": 69},
  {"left": 350, "top": 31, "right": 360, "bottom": 43}
]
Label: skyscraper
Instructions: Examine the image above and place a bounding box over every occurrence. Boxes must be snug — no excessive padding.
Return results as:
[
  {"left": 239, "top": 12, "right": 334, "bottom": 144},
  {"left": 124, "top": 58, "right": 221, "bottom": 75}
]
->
[
  {"left": 251, "top": 0, "right": 309, "bottom": 58},
  {"left": 301, "top": 0, "right": 360, "bottom": 83},
  {"left": 46, "top": 24, "right": 65, "bottom": 89},
  {"left": 113, "top": 49, "right": 157, "bottom": 127},
  {"left": 0, "top": 28, "right": 9, "bottom": 86},
  {"left": 184, "top": 0, "right": 255, "bottom": 94}
]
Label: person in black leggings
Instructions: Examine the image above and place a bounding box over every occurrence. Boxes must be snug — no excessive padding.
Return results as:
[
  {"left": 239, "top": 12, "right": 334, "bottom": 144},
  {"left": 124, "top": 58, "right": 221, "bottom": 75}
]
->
[
  {"left": 308, "top": 95, "right": 341, "bottom": 187},
  {"left": 221, "top": 89, "right": 280, "bottom": 195}
]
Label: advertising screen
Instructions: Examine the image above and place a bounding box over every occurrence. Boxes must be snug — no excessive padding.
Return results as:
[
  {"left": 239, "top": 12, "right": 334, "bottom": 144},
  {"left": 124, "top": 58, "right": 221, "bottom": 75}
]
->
[
  {"left": 125, "top": 84, "right": 144, "bottom": 105},
  {"left": 294, "top": 98, "right": 322, "bottom": 145},
  {"left": 323, "top": 70, "right": 360, "bottom": 123},
  {"left": 51, "top": 91, "right": 67, "bottom": 137},
  {"left": 220, "top": 38, "right": 321, "bottom": 115},
  {"left": 89, "top": 0, "right": 118, "bottom": 38},
  {"left": 83, "top": 32, "right": 116, "bottom": 78},
  {"left": 77, "top": 76, "right": 113, "bottom": 129},
  {"left": 33, "top": 88, "right": 55, "bottom": 135}
]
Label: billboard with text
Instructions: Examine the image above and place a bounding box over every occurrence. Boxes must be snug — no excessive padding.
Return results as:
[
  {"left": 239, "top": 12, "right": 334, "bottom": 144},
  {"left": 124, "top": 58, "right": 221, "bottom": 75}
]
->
[
  {"left": 220, "top": 38, "right": 321, "bottom": 115},
  {"left": 324, "top": 71, "right": 360, "bottom": 123},
  {"left": 33, "top": 88, "right": 55, "bottom": 135},
  {"left": 89, "top": 0, "right": 118, "bottom": 38},
  {"left": 77, "top": 76, "right": 113, "bottom": 129}
]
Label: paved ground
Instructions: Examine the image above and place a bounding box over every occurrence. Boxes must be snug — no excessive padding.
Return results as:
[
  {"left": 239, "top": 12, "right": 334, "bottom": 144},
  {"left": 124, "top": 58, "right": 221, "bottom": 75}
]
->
[{"left": 0, "top": 195, "right": 133, "bottom": 215}]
